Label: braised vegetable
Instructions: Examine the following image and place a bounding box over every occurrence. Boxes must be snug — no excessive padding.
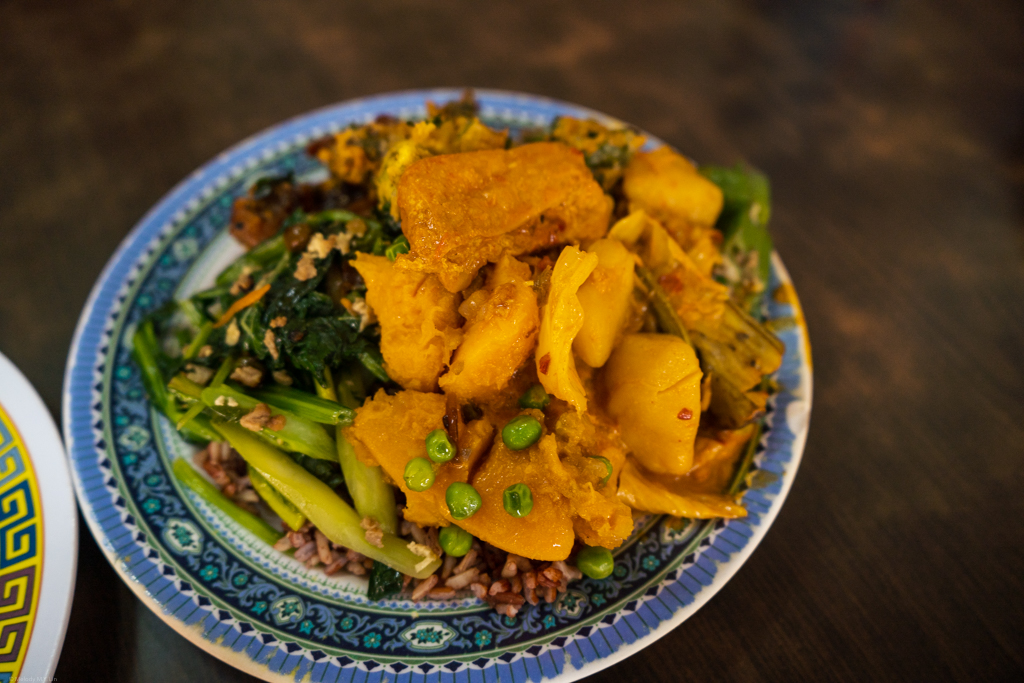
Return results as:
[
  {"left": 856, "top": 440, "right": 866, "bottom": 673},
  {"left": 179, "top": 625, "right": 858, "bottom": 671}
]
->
[
  {"left": 172, "top": 458, "right": 281, "bottom": 545},
  {"left": 215, "top": 421, "right": 440, "bottom": 577}
]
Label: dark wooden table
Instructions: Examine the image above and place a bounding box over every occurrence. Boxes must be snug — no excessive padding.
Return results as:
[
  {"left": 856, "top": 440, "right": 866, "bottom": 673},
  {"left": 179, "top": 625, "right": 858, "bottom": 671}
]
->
[{"left": 2, "top": 0, "right": 1022, "bottom": 680}]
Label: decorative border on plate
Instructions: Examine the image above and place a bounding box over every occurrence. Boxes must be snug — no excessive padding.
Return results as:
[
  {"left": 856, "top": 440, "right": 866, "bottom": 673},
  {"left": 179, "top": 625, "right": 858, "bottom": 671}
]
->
[
  {"left": 63, "top": 89, "right": 812, "bottom": 682},
  {"left": 0, "top": 403, "right": 45, "bottom": 683}
]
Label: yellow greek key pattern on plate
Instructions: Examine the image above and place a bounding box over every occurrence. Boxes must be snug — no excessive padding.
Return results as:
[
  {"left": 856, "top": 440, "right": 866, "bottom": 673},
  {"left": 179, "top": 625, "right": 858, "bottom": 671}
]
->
[{"left": 0, "top": 403, "right": 43, "bottom": 683}]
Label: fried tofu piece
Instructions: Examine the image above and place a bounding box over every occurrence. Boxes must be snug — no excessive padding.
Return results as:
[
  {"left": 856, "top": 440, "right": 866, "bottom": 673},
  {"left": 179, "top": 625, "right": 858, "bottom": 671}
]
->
[
  {"left": 351, "top": 253, "right": 461, "bottom": 392},
  {"left": 396, "top": 142, "right": 613, "bottom": 292}
]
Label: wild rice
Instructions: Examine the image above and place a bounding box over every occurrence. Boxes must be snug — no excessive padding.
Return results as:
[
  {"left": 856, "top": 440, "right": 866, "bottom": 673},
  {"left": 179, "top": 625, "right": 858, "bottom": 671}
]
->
[{"left": 195, "top": 441, "right": 583, "bottom": 615}]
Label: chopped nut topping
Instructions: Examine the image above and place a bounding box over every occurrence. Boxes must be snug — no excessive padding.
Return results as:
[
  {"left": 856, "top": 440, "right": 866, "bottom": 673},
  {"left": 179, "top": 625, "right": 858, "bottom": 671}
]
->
[
  {"left": 229, "top": 267, "right": 254, "bottom": 296},
  {"left": 335, "top": 232, "right": 353, "bottom": 255},
  {"left": 197, "top": 345, "right": 214, "bottom": 359},
  {"left": 269, "top": 316, "right": 287, "bottom": 328},
  {"left": 225, "top": 319, "right": 240, "bottom": 346},
  {"left": 239, "top": 403, "right": 273, "bottom": 432},
  {"left": 272, "top": 370, "right": 294, "bottom": 386},
  {"left": 230, "top": 365, "right": 263, "bottom": 388},
  {"left": 266, "top": 414, "right": 286, "bottom": 431},
  {"left": 264, "top": 329, "right": 280, "bottom": 361},
  {"left": 294, "top": 252, "right": 317, "bottom": 281},
  {"left": 183, "top": 364, "right": 214, "bottom": 386},
  {"left": 360, "top": 517, "right": 385, "bottom": 549},
  {"left": 214, "top": 395, "right": 239, "bottom": 407},
  {"left": 306, "top": 232, "right": 336, "bottom": 259},
  {"left": 350, "top": 297, "right": 376, "bottom": 332}
]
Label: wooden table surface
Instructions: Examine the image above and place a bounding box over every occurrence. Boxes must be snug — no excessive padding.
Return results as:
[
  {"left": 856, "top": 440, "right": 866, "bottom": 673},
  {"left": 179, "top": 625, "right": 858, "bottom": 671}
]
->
[{"left": 2, "top": 0, "right": 1022, "bottom": 680}]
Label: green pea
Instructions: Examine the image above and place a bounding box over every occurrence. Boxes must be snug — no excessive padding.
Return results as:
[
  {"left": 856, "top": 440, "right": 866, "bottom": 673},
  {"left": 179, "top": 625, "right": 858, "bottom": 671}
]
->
[
  {"left": 426, "top": 429, "right": 455, "bottom": 463},
  {"left": 502, "top": 415, "right": 543, "bottom": 451},
  {"left": 502, "top": 483, "right": 533, "bottom": 518},
  {"left": 589, "top": 456, "right": 613, "bottom": 487},
  {"left": 439, "top": 525, "right": 474, "bottom": 557},
  {"left": 403, "top": 457, "right": 435, "bottom": 492},
  {"left": 575, "top": 546, "right": 614, "bottom": 580},
  {"left": 445, "top": 482, "right": 482, "bottom": 520},
  {"left": 518, "top": 383, "right": 550, "bottom": 410},
  {"left": 385, "top": 235, "right": 410, "bottom": 262}
]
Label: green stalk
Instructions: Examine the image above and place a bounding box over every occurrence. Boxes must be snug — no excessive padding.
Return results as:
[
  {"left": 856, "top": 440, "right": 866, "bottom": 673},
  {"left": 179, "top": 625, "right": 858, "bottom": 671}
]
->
[
  {"left": 251, "top": 385, "right": 354, "bottom": 426},
  {"left": 636, "top": 266, "right": 692, "bottom": 346},
  {"left": 172, "top": 458, "right": 281, "bottom": 546},
  {"left": 214, "top": 422, "right": 439, "bottom": 577},
  {"left": 200, "top": 384, "right": 337, "bottom": 461},
  {"left": 133, "top": 321, "right": 174, "bottom": 416},
  {"left": 134, "top": 323, "right": 217, "bottom": 442},
  {"left": 328, "top": 369, "right": 398, "bottom": 534},
  {"left": 182, "top": 322, "right": 213, "bottom": 360},
  {"left": 314, "top": 367, "right": 338, "bottom": 401},
  {"left": 336, "top": 428, "right": 398, "bottom": 535},
  {"left": 248, "top": 465, "right": 306, "bottom": 531},
  {"left": 729, "top": 420, "right": 764, "bottom": 496}
]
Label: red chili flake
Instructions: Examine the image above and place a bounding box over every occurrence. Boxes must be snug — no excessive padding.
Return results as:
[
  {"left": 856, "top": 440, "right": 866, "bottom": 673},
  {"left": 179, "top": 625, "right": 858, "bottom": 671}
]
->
[
  {"left": 677, "top": 408, "right": 693, "bottom": 420},
  {"left": 538, "top": 353, "right": 551, "bottom": 375}
]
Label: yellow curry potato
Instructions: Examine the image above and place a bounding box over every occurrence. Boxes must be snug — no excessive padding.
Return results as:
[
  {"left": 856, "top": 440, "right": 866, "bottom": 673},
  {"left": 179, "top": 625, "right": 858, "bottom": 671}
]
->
[
  {"left": 574, "top": 239, "right": 637, "bottom": 368},
  {"left": 617, "top": 457, "right": 747, "bottom": 519},
  {"left": 610, "top": 210, "right": 731, "bottom": 327},
  {"left": 603, "top": 333, "right": 703, "bottom": 475},
  {"left": 440, "top": 253, "right": 539, "bottom": 400},
  {"left": 536, "top": 245, "right": 598, "bottom": 411},
  {"left": 351, "top": 253, "right": 461, "bottom": 393},
  {"left": 622, "top": 147, "right": 724, "bottom": 248}
]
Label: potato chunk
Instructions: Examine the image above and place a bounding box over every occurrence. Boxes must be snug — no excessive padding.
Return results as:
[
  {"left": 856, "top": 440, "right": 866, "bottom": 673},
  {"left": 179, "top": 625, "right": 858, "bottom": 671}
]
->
[
  {"left": 623, "top": 147, "right": 724, "bottom": 248},
  {"left": 440, "top": 253, "right": 539, "bottom": 400},
  {"left": 574, "top": 238, "right": 636, "bottom": 368},
  {"left": 351, "top": 253, "right": 461, "bottom": 392},
  {"left": 536, "top": 246, "right": 598, "bottom": 411},
  {"left": 396, "top": 142, "right": 613, "bottom": 292},
  {"left": 602, "top": 333, "right": 702, "bottom": 475}
]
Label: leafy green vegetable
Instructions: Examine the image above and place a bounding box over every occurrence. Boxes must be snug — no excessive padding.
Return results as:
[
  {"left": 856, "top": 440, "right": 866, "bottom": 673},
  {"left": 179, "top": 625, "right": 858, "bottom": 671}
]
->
[
  {"left": 699, "top": 164, "right": 773, "bottom": 313},
  {"left": 367, "top": 561, "right": 405, "bottom": 600}
]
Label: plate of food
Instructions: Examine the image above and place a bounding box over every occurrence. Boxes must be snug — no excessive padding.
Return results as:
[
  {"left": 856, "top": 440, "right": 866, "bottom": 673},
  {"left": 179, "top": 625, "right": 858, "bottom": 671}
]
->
[
  {"left": 63, "top": 89, "right": 811, "bottom": 682},
  {"left": 0, "top": 351, "right": 77, "bottom": 681}
]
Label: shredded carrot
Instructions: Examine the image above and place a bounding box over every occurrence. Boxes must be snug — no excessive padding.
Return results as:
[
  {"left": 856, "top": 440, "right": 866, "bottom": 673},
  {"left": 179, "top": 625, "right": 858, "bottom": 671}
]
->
[{"left": 212, "top": 283, "right": 271, "bottom": 328}]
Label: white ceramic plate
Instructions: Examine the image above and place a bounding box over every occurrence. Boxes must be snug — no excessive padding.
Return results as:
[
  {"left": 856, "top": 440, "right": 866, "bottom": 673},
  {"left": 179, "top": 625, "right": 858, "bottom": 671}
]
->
[{"left": 0, "top": 352, "right": 77, "bottom": 681}]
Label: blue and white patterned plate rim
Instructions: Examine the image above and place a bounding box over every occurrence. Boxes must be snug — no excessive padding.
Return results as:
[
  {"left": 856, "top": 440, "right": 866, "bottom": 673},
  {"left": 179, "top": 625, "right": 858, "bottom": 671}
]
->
[{"left": 62, "top": 88, "right": 812, "bottom": 682}]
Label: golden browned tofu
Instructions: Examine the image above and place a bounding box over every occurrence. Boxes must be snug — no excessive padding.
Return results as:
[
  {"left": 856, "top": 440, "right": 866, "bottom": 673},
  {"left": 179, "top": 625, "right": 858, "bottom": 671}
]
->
[
  {"left": 396, "top": 142, "right": 613, "bottom": 292},
  {"left": 351, "top": 253, "right": 461, "bottom": 392}
]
